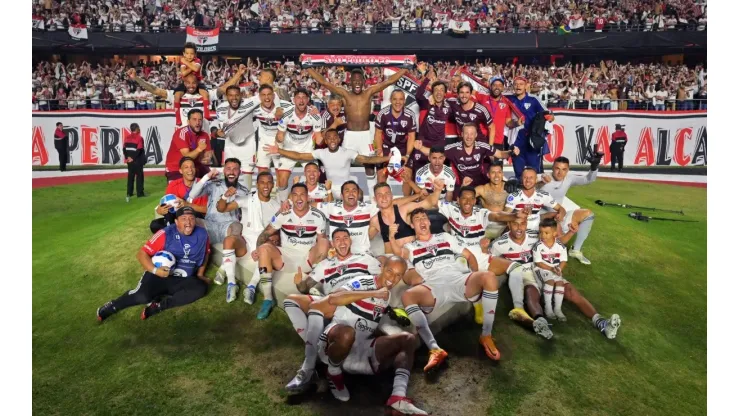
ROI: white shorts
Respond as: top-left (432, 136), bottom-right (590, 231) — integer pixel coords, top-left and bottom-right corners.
top-left (422, 273), bottom-right (473, 313)
top-left (277, 246), bottom-right (311, 270)
top-left (485, 222), bottom-right (508, 240)
top-left (532, 267), bottom-right (568, 293)
top-left (343, 130), bottom-right (375, 157)
top-left (205, 221), bottom-right (232, 243)
top-left (559, 210), bottom-right (576, 234)
top-left (224, 136), bottom-right (256, 172)
top-left (466, 245), bottom-right (491, 273)
top-left (256, 133), bottom-right (279, 169)
top-left (318, 321), bottom-right (380, 375)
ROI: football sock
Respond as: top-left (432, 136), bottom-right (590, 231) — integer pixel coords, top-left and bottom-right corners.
top-left (284, 299), bottom-right (308, 342)
top-left (572, 215), bottom-right (594, 251)
top-left (259, 268), bottom-right (273, 301)
top-left (222, 249), bottom-right (236, 285)
top-left (405, 304), bottom-right (439, 350)
top-left (391, 368), bottom-right (411, 397)
top-left (327, 360), bottom-right (343, 376)
top-left (174, 102), bottom-right (182, 125)
top-left (554, 286), bottom-right (565, 315)
top-left (241, 173), bottom-right (253, 191)
top-left (592, 313), bottom-right (608, 333)
top-left (365, 173), bottom-right (377, 197)
top-left (481, 290), bottom-right (499, 336)
top-left (248, 265), bottom-right (261, 288)
top-left (507, 265), bottom-right (525, 309)
top-left (278, 186), bottom-right (290, 202)
top-left (300, 310), bottom-right (324, 372)
top-left (543, 284), bottom-right (554, 316)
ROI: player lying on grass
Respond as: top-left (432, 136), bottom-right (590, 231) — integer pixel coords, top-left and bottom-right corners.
top-left (96, 206), bottom-right (211, 322)
top-left (285, 256), bottom-right (429, 415)
top-left (538, 156), bottom-right (599, 265)
top-left (390, 208), bottom-right (510, 370)
top-left (188, 158), bottom-right (251, 303)
top-left (215, 171), bottom-right (282, 303)
top-left (284, 228), bottom-right (383, 341)
top-left (249, 183), bottom-right (330, 320)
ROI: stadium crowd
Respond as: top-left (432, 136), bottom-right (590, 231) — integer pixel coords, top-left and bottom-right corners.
top-left (32, 0), bottom-right (707, 34)
top-left (33, 57), bottom-right (707, 111)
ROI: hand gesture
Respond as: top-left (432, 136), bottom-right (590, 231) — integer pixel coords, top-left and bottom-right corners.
top-left (156, 204), bottom-right (170, 216)
top-left (224, 186), bottom-right (237, 198)
top-left (462, 176), bottom-right (473, 187)
top-left (433, 179), bottom-right (445, 192)
top-left (515, 210), bottom-right (528, 220)
top-left (293, 267), bottom-right (304, 285)
top-left (275, 107), bottom-right (285, 119)
top-left (127, 68), bottom-right (137, 79)
top-left (479, 237), bottom-right (491, 252)
top-left (217, 129), bottom-right (226, 138)
top-left (174, 197), bottom-right (186, 209)
top-left (555, 210), bottom-right (566, 222)
top-left (292, 176), bottom-right (300, 185)
top-left (541, 174), bottom-right (552, 183)
top-left (263, 143), bottom-right (279, 155)
top-left (207, 168), bottom-right (220, 180)
top-left (400, 167), bottom-right (412, 182)
top-left (553, 266), bottom-right (562, 277)
top-left (567, 222), bottom-right (579, 234)
top-left (238, 64), bottom-right (248, 74)
top-left (308, 106), bottom-right (320, 116)
top-left (388, 223), bottom-right (399, 238)
top-left (196, 140), bottom-right (208, 152)
top-left (414, 140), bottom-right (423, 151)
top-left (417, 62), bottom-right (428, 74)
top-left (251, 250), bottom-right (259, 261)
top-left (325, 180), bottom-right (332, 190)
top-left (375, 287), bottom-right (390, 301)
top-left (511, 146), bottom-right (520, 156)
top-left (154, 266), bottom-right (171, 278)
top-left (280, 200), bottom-right (292, 214)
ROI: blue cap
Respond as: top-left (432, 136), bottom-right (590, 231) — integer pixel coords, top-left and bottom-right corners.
top-left (489, 75), bottom-right (506, 85)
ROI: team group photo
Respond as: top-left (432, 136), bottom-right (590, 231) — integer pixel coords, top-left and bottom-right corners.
top-left (27, 1), bottom-right (712, 415)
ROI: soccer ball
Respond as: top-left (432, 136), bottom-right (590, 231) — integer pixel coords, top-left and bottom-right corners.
top-left (152, 251), bottom-right (176, 272)
top-left (160, 194), bottom-right (179, 214)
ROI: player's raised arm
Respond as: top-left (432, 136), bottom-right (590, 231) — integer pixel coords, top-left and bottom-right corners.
top-left (387, 224), bottom-right (407, 257)
top-left (127, 68), bottom-right (167, 99)
top-left (188, 168), bottom-right (218, 199)
top-left (263, 143), bottom-right (316, 162)
top-left (488, 209), bottom-right (526, 223)
top-left (367, 68), bottom-right (409, 96)
top-left (217, 64), bottom-right (248, 96)
top-left (354, 153), bottom-right (390, 165)
top-left (306, 68), bottom-right (348, 98)
top-left (328, 288), bottom-right (389, 306)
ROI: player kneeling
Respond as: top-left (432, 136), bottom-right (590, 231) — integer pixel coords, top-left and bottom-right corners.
top-left (390, 208), bottom-right (503, 371)
top-left (285, 257), bottom-right (429, 415)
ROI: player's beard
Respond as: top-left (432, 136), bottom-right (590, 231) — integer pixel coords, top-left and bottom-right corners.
top-left (224, 177), bottom-right (239, 188)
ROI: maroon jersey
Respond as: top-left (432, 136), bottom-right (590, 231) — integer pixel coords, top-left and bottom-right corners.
top-left (444, 141), bottom-right (495, 187)
top-left (416, 78), bottom-right (452, 148)
top-left (375, 107), bottom-right (417, 156)
top-left (447, 99), bottom-right (493, 143)
top-left (320, 110), bottom-right (347, 140)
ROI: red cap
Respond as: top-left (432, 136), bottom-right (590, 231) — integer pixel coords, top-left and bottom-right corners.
top-left (513, 76), bottom-right (528, 83)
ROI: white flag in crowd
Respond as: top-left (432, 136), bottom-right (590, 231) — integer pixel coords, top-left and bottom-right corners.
top-left (185, 27), bottom-right (219, 53)
top-left (68, 24), bottom-right (88, 40)
top-left (32, 15), bottom-right (45, 30)
top-left (447, 19), bottom-right (471, 34)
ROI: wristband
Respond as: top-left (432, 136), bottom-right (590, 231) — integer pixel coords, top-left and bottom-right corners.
top-left (151, 267), bottom-right (158, 275)
top-left (221, 194), bottom-right (228, 201)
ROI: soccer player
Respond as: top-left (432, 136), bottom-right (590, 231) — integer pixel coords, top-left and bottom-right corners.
top-left (390, 208), bottom-right (505, 370)
top-left (188, 159), bottom-right (251, 303)
top-left (532, 219), bottom-right (569, 321)
top-left (306, 67), bottom-right (409, 195)
top-left (448, 82), bottom-right (495, 145)
top-left (410, 67), bottom-right (452, 176)
top-left (96, 207), bottom-right (210, 322)
top-left (476, 161), bottom-right (511, 239)
top-left (151, 157), bottom-right (208, 234)
top-left (284, 228), bottom-right (382, 340)
top-left (505, 167), bottom-right (565, 231)
top-left (254, 84), bottom-right (293, 175)
top-left (215, 171), bottom-right (281, 302)
top-left (172, 42), bottom-right (212, 123)
top-left (507, 76), bottom-right (548, 178)
top-left (408, 146), bottom-right (456, 202)
top-left (251, 183), bottom-right (330, 319)
top-left (538, 156), bottom-right (599, 264)
top-left (274, 88), bottom-right (324, 201)
top-left (374, 90), bottom-right (418, 195)
top-left (164, 109), bottom-right (212, 181)
top-left (285, 257), bottom-right (429, 415)
top-left (265, 129), bottom-right (390, 200)
top-left (321, 95), bottom-right (347, 141)
top-left (292, 162), bottom-right (332, 204)
top-left (490, 216), bottom-right (554, 339)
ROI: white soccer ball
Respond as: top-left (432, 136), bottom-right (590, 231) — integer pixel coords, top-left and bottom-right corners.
top-left (152, 251), bottom-right (176, 272)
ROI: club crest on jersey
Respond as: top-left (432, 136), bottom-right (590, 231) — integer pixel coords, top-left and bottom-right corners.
top-left (461, 226), bottom-right (471, 236)
top-left (499, 103), bottom-right (506, 109)
top-left (373, 304), bottom-right (384, 320)
top-left (469, 114), bottom-right (477, 121)
top-left (343, 215), bottom-right (354, 226)
top-left (336, 264), bottom-right (347, 275)
top-left (426, 245), bottom-right (438, 256)
top-left (401, 120), bottom-right (408, 128)
top-left (295, 226), bottom-right (306, 237)
top-left (473, 154), bottom-right (481, 162)
top-left (524, 103), bottom-right (531, 110)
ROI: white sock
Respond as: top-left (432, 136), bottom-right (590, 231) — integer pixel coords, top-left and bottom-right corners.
top-left (405, 304), bottom-right (439, 350)
top-left (554, 286), bottom-right (565, 315)
top-left (365, 173), bottom-right (377, 195)
top-left (507, 265), bottom-right (525, 309)
top-left (301, 310), bottom-right (325, 372)
top-left (222, 249), bottom-right (236, 285)
top-left (543, 284), bottom-right (554, 315)
top-left (391, 368), bottom-right (410, 397)
top-left (327, 361), bottom-right (343, 376)
top-left (248, 265), bottom-right (260, 289)
top-left (241, 173), bottom-right (253, 191)
top-left (572, 215), bottom-right (594, 251)
top-left (259, 269), bottom-right (273, 301)
top-left (481, 290), bottom-right (499, 336)
top-left (284, 299), bottom-right (308, 341)
top-left (278, 186), bottom-right (290, 202)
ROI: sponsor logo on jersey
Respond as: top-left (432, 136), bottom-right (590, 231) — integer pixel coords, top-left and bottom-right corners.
top-left (183, 244), bottom-right (191, 259)
top-left (355, 318), bottom-right (372, 332)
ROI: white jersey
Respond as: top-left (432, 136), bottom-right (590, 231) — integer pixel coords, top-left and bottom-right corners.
top-left (270, 207), bottom-right (326, 252)
top-left (254, 101), bottom-right (294, 143)
top-left (539, 170), bottom-right (597, 207)
top-left (215, 96), bottom-right (260, 143)
top-left (190, 179), bottom-right (250, 224)
top-left (306, 182), bottom-right (330, 203)
top-left (308, 253), bottom-right (382, 295)
top-left (235, 191), bottom-right (281, 250)
top-left (437, 200), bottom-right (491, 248)
top-left (312, 147), bottom-right (358, 189)
top-left (505, 189), bottom-right (558, 231)
top-left (403, 233), bottom-right (470, 282)
top-left (532, 240), bottom-right (568, 268)
top-left (167, 89), bottom-right (219, 127)
top-left (332, 275), bottom-right (389, 338)
top-left (490, 231), bottom-right (540, 271)
top-left (415, 164), bottom-right (457, 200)
top-left (317, 201), bottom-right (379, 254)
top-left (277, 108), bottom-right (323, 153)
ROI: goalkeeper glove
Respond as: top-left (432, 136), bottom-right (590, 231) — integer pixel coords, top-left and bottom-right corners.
top-left (504, 178), bottom-right (520, 194)
top-left (386, 307), bottom-right (411, 327)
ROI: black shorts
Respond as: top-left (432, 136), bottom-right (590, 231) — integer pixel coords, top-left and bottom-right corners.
top-left (174, 82), bottom-right (207, 93)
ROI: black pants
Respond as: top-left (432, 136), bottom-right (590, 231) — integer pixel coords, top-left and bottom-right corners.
top-left (54, 140), bottom-right (68, 172)
top-left (127, 162), bottom-right (145, 196)
top-left (110, 272), bottom-right (208, 313)
top-left (212, 139), bottom-right (225, 167)
top-left (610, 145), bottom-right (624, 171)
